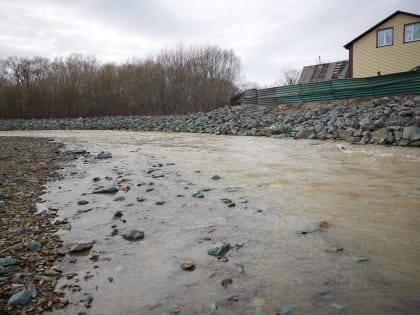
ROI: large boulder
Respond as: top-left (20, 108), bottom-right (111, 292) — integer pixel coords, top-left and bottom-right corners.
top-left (403, 127), bottom-right (420, 141)
top-left (371, 128), bottom-right (394, 144)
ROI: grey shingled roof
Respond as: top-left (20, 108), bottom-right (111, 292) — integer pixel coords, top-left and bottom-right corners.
top-left (298, 60), bottom-right (349, 84)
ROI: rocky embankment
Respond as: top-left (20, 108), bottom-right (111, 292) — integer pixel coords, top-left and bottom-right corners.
top-left (1, 94), bottom-right (419, 146)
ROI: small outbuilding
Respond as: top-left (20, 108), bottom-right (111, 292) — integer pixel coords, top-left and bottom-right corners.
top-left (298, 60), bottom-right (349, 84)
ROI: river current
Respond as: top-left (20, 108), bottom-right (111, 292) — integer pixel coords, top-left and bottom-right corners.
top-left (2, 130), bottom-right (419, 314)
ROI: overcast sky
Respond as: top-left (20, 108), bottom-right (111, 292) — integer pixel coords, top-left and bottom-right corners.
top-left (0, 0), bottom-right (419, 86)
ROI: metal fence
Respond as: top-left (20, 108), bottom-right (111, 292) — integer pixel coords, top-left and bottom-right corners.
top-left (231, 70), bottom-right (420, 105)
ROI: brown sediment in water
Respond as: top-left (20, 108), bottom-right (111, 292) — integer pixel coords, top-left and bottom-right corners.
top-left (1, 131), bottom-right (419, 315)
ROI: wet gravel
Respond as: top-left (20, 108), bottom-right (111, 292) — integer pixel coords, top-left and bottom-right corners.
top-left (0, 137), bottom-right (75, 314)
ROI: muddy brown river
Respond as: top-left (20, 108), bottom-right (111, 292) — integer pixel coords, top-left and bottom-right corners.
top-left (2, 130), bottom-right (420, 314)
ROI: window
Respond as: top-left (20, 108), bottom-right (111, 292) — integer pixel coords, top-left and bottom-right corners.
top-left (377, 28), bottom-right (393, 47)
top-left (404, 22), bottom-right (420, 42)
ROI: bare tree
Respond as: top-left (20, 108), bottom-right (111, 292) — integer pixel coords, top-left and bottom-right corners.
top-left (282, 68), bottom-right (301, 86)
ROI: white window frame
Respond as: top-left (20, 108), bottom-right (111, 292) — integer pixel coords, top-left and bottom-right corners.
top-left (377, 27), bottom-right (393, 47)
top-left (404, 22), bottom-right (420, 43)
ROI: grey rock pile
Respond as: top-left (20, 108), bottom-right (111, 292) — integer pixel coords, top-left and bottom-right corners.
top-left (1, 94), bottom-right (419, 146)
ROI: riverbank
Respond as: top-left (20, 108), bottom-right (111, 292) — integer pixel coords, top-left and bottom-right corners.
top-left (1, 95), bottom-right (419, 147)
top-left (0, 137), bottom-right (81, 314)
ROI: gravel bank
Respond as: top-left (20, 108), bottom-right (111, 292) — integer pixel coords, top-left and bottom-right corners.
top-left (0, 137), bottom-right (80, 314)
top-left (1, 95), bottom-right (420, 146)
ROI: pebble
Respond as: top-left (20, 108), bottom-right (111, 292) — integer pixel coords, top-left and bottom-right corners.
top-left (0, 258), bottom-right (19, 267)
top-left (7, 288), bottom-right (33, 305)
top-left (113, 211), bottom-right (123, 219)
top-left (77, 200), bottom-right (89, 205)
top-left (280, 304), bottom-right (297, 315)
top-left (26, 242), bottom-right (41, 251)
top-left (83, 295), bottom-right (94, 308)
top-left (212, 175), bottom-right (221, 180)
top-left (355, 257), bottom-right (370, 263)
top-left (208, 242), bottom-right (230, 257)
top-left (122, 229), bottom-right (145, 241)
top-left (221, 278), bottom-right (233, 288)
top-left (137, 197), bottom-right (146, 202)
top-left (314, 291), bottom-right (335, 301)
top-left (180, 261), bottom-right (196, 271)
top-left (193, 191), bottom-right (205, 198)
top-left (96, 151), bottom-right (112, 159)
top-left (68, 241), bottom-right (95, 253)
top-left (93, 186), bottom-right (118, 194)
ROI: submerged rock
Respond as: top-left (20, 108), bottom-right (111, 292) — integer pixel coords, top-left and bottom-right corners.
top-left (280, 304), bottom-right (298, 315)
top-left (208, 242), bottom-right (230, 257)
top-left (113, 210), bottom-right (123, 219)
top-left (192, 191), bottom-right (205, 198)
top-left (122, 229), bottom-right (144, 241)
top-left (180, 261), bottom-right (196, 271)
top-left (314, 291), bottom-right (334, 301)
top-left (68, 241), bottom-right (95, 253)
top-left (96, 151), bottom-right (112, 159)
top-left (93, 186), bottom-right (118, 194)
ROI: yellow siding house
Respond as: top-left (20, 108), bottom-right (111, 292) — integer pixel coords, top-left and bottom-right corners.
top-left (344, 10), bottom-right (420, 78)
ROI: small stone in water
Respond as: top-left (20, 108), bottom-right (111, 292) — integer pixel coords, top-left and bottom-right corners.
top-left (280, 304), bottom-right (297, 315)
top-left (208, 242), bottom-right (230, 257)
top-left (122, 229), bottom-right (144, 241)
top-left (83, 295), bottom-right (94, 308)
top-left (221, 278), bottom-right (233, 288)
top-left (314, 291), bottom-right (334, 301)
top-left (155, 201), bottom-right (165, 205)
top-left (212, 175), bottom-right (221, 180)
top-left (180, 261), bottom-right (195, 271)
top-left (68, 242), bottom-right (95, 253)
top-left (93, 186), bottom-right (118, 194)
top-left (96, 151), bottom-right (112, 159)
top-left (78, 200), bottom-right (89, 205)
top-left (113, 211), bottom-right (123, 219)
top-left (137, 197), bottom-right (146, 202)
top-left (193, 191), bottom-right (205, 198)
top-left (319, 220), bottom-right (329, 228)
top-left (355, 257), bottom-right (370, 263)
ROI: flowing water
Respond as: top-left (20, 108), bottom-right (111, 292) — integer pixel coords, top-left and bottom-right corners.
top-left (2, 130), bottom-right (420, 314)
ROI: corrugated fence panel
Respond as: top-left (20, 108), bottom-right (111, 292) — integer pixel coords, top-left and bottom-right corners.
top-left (232, 70), bottom-right (420, 105)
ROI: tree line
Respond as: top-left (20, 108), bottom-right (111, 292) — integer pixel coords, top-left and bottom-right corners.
top-left (0, 46), bottom-right (240, 118)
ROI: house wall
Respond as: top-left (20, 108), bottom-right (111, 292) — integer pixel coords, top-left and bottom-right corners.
top-left (352, 14), bottom-right (420, 78)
